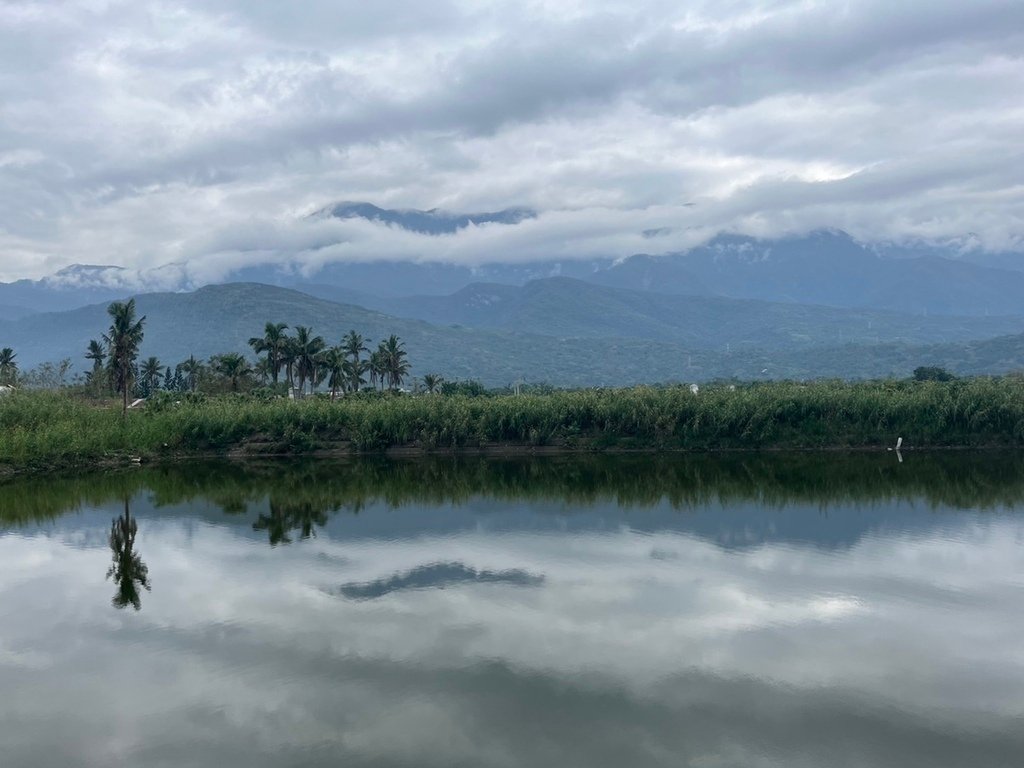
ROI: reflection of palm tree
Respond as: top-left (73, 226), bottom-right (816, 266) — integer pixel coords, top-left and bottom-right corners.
top-left (253, 499), bottom-right (330, 545)
top-left (107, 498), bottom-right (150, 610)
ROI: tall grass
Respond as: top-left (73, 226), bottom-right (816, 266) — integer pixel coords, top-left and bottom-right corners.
top-left (3, 379), bottom-right (1024, 470)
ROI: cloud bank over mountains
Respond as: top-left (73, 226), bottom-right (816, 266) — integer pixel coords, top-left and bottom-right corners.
top-left (1, 0), bottom-right (1022, 284)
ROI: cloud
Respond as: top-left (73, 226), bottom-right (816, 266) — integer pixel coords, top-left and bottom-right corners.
top-left (0, 0), bottom-right (1022, 282)
top-left (2, 495), bottom-right (1024, 765)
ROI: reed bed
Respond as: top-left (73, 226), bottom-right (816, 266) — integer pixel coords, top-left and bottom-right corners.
top-left (2, 379), bottom-right (1024, 470)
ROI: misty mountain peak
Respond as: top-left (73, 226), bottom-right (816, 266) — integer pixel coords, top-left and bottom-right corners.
top-left (44, 264), bottom-right (128, 288)
top-left (323, 202), bottom-right (538, 235)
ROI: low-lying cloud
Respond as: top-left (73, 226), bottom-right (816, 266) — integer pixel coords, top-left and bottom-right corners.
top-left (1, 0), bottom-right (1022, 283)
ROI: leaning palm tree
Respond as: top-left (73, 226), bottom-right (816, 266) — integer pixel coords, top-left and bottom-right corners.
top-left (140, 356), bottom-right (162, 394)
top-left (0, 347), bottom-right (17, 386)
top-left (248, 322), bottom-right (289, 384)
top-left (292, 326), bottom-right (325, 397)
top-left (103, 300), bottom-right (146, 415)
top-left (422, 373), bottom-right (443, 394)
top-left (214, 353), bottom-right (252, 392)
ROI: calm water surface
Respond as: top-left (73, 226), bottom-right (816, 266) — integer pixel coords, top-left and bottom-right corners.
top-left (1, 454), bottom-right (1023, 767)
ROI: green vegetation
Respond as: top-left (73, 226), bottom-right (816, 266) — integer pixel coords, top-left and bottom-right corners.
top-left (0, 347), bottom-right (16, 385)
top-left (4, 378), bottom-right (1024, 471)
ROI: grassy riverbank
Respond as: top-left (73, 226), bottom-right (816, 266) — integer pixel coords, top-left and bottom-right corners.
top-left (3, 379), bottom-right (1024, 471)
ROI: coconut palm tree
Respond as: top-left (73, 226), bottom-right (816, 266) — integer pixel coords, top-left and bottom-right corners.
top-left (342, 357), bottom-right (368, 394)
top-left (140, 356), bottom-right (162, 394)
top-left (248, 322), bottom-right (289, 384)
top-left (292, 326), bottom-right (325, 397)
top-left (342, 330), bottom-right (369, 393)
top-left (368, 349), bottom-right (384, 391)
top-left (214, 353), bottom-right (252, 392)
top-left (103, 300), bottom-right (146, 415)
top-left (423, 373), bottom-right (443, 394)
top-left (178, 355), bottom-right (201, 393)
top-left (380, 335), bottom-right (410, 390)
top-left (0, 347), bottom-right (17, 386)
top-left (253, 356), bottom-right (273, 386)
top-left (320, 347), bottom-right (347, 401)
top-left (85, 339), bottom-right (106, 388)
top-left (281, 336), bottom-right (299, 393)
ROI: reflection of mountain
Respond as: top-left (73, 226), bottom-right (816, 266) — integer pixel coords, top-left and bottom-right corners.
top-left (336, 562), bottom-right (544, 600)
top-left (107, 499), bottom-right (150, 611)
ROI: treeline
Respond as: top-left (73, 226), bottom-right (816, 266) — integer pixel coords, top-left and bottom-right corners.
top-left (66, 299), bottom-right (441, 406)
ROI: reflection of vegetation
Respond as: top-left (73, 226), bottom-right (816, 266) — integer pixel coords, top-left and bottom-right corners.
top-left (253, 499), bottom-right (330, 545)
top-left (107, 498), bottom-right (150, 611)
top-left (3, 453), bottom-right (1024, 535)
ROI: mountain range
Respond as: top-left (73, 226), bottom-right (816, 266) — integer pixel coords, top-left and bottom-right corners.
top-left (1, 204), bottom-right (1022, 385)
top-left (2, 281), bottom-right (1023, 386)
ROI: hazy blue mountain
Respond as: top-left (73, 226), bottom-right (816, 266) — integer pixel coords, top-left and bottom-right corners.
top-left (0, 264), bottom-right (139, 314)
top-left (297, 276), bottom-right (1024, 351)
top-left (613, 231), bottom-right (1024, 316)
top-left (2, 283), bottom-right (1023, 386)
top-left (3, 218), bottom-right (1022, 316)
top-left (0, 283), bottom-right (716, 386)
top-left (323, 201), bottom-right (537, 234)
top-left (0, 304), bottom-right (36, 321)
top-left (292, 259), bottom-right (607, 298)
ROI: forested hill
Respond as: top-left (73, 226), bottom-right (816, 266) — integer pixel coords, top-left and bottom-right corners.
top-left (300, 276), bottom-right (1024, 349)
top-left (2, 282), bottom-right (1024, 385)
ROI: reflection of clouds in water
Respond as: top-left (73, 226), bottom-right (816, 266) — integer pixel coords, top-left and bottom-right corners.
top-left (1, 512), bottom-right (1024, 766)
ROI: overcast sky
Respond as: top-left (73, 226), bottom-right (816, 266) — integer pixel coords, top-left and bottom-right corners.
top-left (1, 0), bottom-right (1022, 284)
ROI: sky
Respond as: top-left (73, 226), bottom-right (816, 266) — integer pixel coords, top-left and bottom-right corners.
top-left (1, 0), bottom-right (1022, 284)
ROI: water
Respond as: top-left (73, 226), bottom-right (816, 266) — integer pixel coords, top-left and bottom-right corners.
top-left (2, 454), bottom-right (1023, 767)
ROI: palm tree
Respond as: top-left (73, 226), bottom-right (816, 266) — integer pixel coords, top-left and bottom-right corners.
top-left (342, 330), bottom-right (369, 393)
top-left (85, 339), bottom-right (106, 387)
top-left (320, 347), bottom-right (347, 401)
top-left (423, 373), bottom-right (443, 394)
top-left (342, 357), bottom-right (368, 394)
top-left (103, 300), bottom-right (146, 415)
top-left (253, 356), bottom-right (273, 386)
top-left (292, 326), bottom-right (325, 397)
top-left (368, 349), bottom-right (385, 392)
top-left (140, 356), bottom-right (162, 394)
top-left (280, 336), bottom-right (298, 394)
top-left (248, 322), bottom-right (289, 384)
top-left (0, 347), bottom-right (17, 386)
top-left (214, 353), bottom-right (252, 392)
top-left (380, 335), bottom-right (410, 390)
top-left (178, 355), bottom-right (201, 393)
